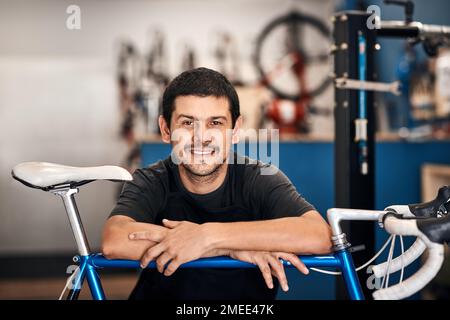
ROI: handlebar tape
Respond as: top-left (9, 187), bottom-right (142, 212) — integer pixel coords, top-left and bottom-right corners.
top-left (372, 216), bottom-right (444, 300)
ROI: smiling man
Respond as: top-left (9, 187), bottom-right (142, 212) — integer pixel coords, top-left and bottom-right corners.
top-left (101, 67), bottom-right (332, 300)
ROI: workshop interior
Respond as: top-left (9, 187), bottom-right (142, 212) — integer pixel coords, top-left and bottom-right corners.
top-left (1, 0), bottom-right (450, 300)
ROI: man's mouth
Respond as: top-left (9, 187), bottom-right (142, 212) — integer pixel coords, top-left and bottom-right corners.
top-left (191, 148), bottom-right (215, 156)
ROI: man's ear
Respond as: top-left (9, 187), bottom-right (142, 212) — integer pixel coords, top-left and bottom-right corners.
top-left (159, 115), bottom-right (171, 144)
top-left (231, 116), bottom-right (243, 144)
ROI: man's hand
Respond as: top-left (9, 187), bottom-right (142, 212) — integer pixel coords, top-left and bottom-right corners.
top-left (102, 216), bottom-right (170, 261)
top-left (129, 219), bottom-right (310, 289)
top-left (229, 250), bottom-right (309, 292)
top-left (129, 219), bottom-right (211, 275)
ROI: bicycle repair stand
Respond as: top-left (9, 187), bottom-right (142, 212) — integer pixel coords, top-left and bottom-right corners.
top-left (333, 10), bottom-right (376, 300)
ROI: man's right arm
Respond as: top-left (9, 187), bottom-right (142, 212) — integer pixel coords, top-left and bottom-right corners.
top-left (101, 215), bottom-right (231, 261)
top-left (101, 215), bottom-right (164, 261)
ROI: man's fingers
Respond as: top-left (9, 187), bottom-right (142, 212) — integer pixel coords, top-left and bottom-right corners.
top-left (162, 219), bottom-right (181, 229)
top-left (255, 257), bottom-right (274, 290)
top-left (129, 230), bottom-right (165, 242)
top-left (128, 231), bottom-right (149, 240)
top-left (267, 255), bottom-right (289, 292)
top-left (164, 259), bottom-right (181, 276)
top-left (140, 243), bottom-right (166, 268)
top-left (156, 252), bottom-right (173, 273)
top-left (276, 253), bottom-right (309, 275)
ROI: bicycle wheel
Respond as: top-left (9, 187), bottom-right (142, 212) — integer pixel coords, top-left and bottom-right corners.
top-left (254, 11), bottom-right (332, 101)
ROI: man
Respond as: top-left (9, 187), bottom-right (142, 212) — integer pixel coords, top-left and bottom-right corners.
top-left (102, 67), bottom-right (332, 300)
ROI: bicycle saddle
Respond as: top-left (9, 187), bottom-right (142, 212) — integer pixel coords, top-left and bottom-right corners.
top-left (11, 162), bottom-right (132, 190)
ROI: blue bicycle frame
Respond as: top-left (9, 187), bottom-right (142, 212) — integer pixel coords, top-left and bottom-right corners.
top-left (67, 250), bottom-right (364, 300)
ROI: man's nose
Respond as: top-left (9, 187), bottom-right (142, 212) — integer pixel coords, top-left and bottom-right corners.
top-left (193, 121), bottom-right (212, 145)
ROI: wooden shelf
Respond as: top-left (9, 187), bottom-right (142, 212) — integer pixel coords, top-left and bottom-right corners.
top-left (422, 164), bottom-right (450, 201)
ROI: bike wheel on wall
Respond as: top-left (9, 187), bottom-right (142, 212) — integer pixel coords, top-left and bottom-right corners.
top-left (254, 11), bottom-right (333, 101)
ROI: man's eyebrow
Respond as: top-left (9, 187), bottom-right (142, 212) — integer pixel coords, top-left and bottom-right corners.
top-left (177, 114), bottom-right (195, 120)
top-left (210, 116), bottom-right (228, 121)
top-left (176, 115), bottom-right (228, 121)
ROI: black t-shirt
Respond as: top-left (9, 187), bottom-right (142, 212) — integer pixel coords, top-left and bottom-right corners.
top-left (109, 153), bottom-right (315, 300)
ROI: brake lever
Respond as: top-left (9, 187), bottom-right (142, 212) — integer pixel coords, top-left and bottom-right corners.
top-left (442, 201), bottom-right (450, 216)
top-left (408, 186), bottom-right (450, 218)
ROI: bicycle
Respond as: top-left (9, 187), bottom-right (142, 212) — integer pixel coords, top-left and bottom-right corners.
top-left (11, 162), bottom-right (450, 300)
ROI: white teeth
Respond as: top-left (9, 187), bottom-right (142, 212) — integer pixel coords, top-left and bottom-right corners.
top-left (192, 149), bottom-right (214, 155)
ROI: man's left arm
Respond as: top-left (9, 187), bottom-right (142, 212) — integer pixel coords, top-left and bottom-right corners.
top-left (203, 210), bottom-right (332, 255)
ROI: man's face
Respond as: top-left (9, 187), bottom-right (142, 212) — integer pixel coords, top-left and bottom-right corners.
top-left (161, 95), bottom-right (239, 177)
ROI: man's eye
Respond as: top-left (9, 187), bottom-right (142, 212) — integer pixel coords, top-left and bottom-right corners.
top-left (182, 120), bottom-right (193, 126)
top-left (211, 121), bottom-right (222, 126)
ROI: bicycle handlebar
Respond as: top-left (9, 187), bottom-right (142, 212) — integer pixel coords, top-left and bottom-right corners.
top-left (372, 238), bottom-right (426, 278)
top-left (372, 187), bottom-right (449, 277)
top-left (372, 205), bottom-right (423, 278)
top-left (373, 216), bottom-right (445, 300)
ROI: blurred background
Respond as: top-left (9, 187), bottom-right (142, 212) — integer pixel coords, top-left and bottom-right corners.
top-left (0, 0), bottom-right (449, 300)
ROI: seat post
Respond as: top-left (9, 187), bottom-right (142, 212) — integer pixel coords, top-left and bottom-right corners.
top-left (50, 185), bottom-right (91, 256)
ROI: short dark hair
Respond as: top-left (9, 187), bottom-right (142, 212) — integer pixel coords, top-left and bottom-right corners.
top-left (161, 67), bottom-right (240, 127)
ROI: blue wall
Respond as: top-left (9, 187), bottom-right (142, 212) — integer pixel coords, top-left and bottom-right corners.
top-left (141, 140), bottom-right (450, 299)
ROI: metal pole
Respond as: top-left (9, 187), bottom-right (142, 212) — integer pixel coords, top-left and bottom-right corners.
top-left (51, 187), bottom-right (91, 257)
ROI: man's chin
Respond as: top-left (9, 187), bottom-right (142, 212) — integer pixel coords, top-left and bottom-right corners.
top-left (182, 163), bottom-right (223, 177)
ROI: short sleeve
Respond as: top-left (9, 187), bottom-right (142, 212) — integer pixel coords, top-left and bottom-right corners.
top-left (109, 168), bottom-right (165, 224)
top-left (246, 164), bottom-right (316, 220)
